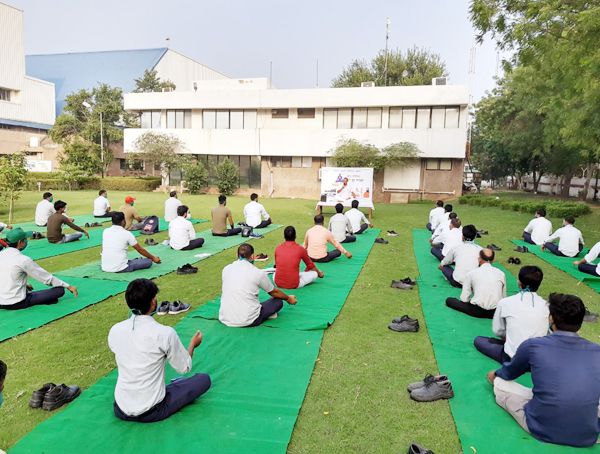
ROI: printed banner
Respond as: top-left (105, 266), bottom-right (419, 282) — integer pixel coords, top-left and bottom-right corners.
top-left (319, 167), bottom-right (374, 208)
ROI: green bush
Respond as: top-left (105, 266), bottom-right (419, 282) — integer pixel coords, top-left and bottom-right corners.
top-left (99, 177), bottom-right (161, 191)
top-left (25, 175), bottom-right (161, 192)
top-left (216, 158), bottom-right (239, 196)
top-left (183, 162), bottom-right (209, 194)
top-left (458, 195), bottom-right (591, 218)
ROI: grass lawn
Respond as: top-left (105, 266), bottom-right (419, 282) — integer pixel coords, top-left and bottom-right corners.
top-left (1, 191), bottom-right (600, 453)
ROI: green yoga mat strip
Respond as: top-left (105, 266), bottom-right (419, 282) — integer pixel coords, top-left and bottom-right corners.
top-left (194, 229), bottom-right (380, 331)
top-left (413, 229), bottom-right (597, 453)
top-left (13, 215), bottom-right (111, 233)
top-left (0, 276), bottom-right (128, 342)
top-left (60, 224), bottom-right (282, 281)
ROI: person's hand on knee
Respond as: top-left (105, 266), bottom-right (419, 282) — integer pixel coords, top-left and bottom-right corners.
top-left (487, 370), bottom-right (496, 385)
top-left (67, 286), bottom-right (78, 297)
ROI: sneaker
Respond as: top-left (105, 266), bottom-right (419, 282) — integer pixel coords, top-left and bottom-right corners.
top-left (255, 253), bottom-right (269, 261)
top-left (391, 280), bottom-right (413, 290)
top-left (584, 309), bottom-right (598, 323)
top-left (387, 230), bottom-right (399, 237)
top-left (31, 231), bottom-right (44, 240)
top-left (29, 383), bottom-right (56, 408)
top-left (477, 230), bottom-right (489, 236)
top-left (487, 244), bottom-right (502, 251)
top-left (249, 232), bottom-right (264, 239)
top-left (157, 301), bottom-right (170, 316)
top-left (410, 379), bottom-right (454, 402)
top-left (84, 223), bottom-right (90, 228)
top-left (391, 315), bottom-right (418, 324)
top-left (42, 384), bottom-right (81, 411)
top-left (169, 301), bottom-right (191, 315)
top-left (406, 374), bottom-right (449, 392)
top-left (144, 238), bottom-right (158, 246)
top-left (514, 246), bottom-right (529, 253)
top-left (407, 442), bottom-right (435, 454)
top-left (375, 238), bottom-right (389, 244)
top-left (400, 277), bottom-right (417, 286)
top-left (176, 264), bottom-right (198, 275)
top-left (388, 318), bottom-right (419, 332)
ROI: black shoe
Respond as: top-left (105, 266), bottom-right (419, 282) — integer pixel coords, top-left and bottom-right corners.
top-left (42, 384), bottom-right (81, 411)
top-left (31, 231), bottom-right (44, 240)
top-left (389, 316), bottom-right (419, 332)
top-left (514, 257), bottom-right (521, 265)
top-left (375, 238), bottom-right (389, 244)
top-left (487, 244), bottom-right (502, 251)
top-left (400, 277), bottom-right (417, 286)
top-left (144, 238), bottom-right (158, 246)
top-left (84, 223), bottom-right (90, 228)
top-left (408, 442), bottom-right (435, 454)
top-left (391, 280), bottom-right (413, 290)
top-left (29, 383), bottom-right (56, 408)
top-left (508, 257), bottom-right (515, 264)
top-left (514, 246), bottom-right (529, 253)
top-left (387, 230), bottom-right (399, 237)
top-left (477, 230), bottom-right (488, 235)
top-left (176, 264), bottom-right (198, 275)
top-left (254, 253), bottom-right (269, 261)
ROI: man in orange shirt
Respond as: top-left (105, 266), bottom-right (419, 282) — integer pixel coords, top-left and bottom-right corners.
top-left (275, 226), bottom-right (324, 289)
top-left (303, 215), bottom-right (352, 263)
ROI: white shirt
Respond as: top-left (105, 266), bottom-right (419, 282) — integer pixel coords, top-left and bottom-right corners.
top-left (523, 216), bottom-right (552, 245)
top-left (0, 247), bottom-right (68, 306)
top-left (328, 213), bottom-right (352, 242)
top-left (431, 211), bottom-right (449, 232)
top-left (101, 225), bottom-right (138, 272)
top-left (441, 227), bottom-right (463, 256)
top-left (243, 201), bottom-right (270, 228)
top-left (460, 263), bottom-right (507, 310)
top-left (219, 259), bottom-right (275, 327)
top-left (429, 206), bottom-right (445, 224)
top-left (164, 197), bottom-right (182, 223)
top-left (583, 241), bottom-right (600, 275)
top-left (545, 224), bottom-right (584, 257)
top-left (35, 199), bottom-right (55, 226)
top-left (345, 208), bottom-right (369, 233)
top-left (93, 196), bottom-right (110, 216)
top-left (441, 241), bottom-right (482, 284)
top-left (108, 315), bottom-right (192, 416)
top-left (492, 291), bottom-right (549, 357)
top-left (335, 185), bottom-right (353, 201)
top-left (431, 218), bottom-right (451, 243)
top-left (168, 216), bottom-right (196, 250)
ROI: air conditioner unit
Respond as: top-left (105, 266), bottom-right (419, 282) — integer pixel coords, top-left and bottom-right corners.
top-left (360, 81), bottom-right (376, 88)
top-left (432, 77), bottom-right (448, 86)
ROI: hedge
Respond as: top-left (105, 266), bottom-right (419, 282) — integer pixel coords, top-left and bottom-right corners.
top-left (25, 175), bottom-right (161, 192)
top-left (458, 195), bottom-right (591, 218)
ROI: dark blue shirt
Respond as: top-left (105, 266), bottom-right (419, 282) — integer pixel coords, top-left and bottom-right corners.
top-left (496, 331), bottom-right (600, 447)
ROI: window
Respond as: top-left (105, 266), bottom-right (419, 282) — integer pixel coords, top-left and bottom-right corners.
top-left (230, 110), bottom-right (244, 129)
top-left (216, 110), bottom-right (230, 129)
top-left (367, 108), bottom-right (382, 128)
top-left (417, 108), bottom-right (431, 129)
top-left (431, 108), bottom-right (445, 129)
top-left (388, 107), bottom-right (402, 128)
top-left (402, 108), bottom-right (416, 129)
top-left (445, 107), bottom-right (460, 128)
top-left (243, 110), bottom-right (257, 129)
top-left (272, 109), bottom-right (289, 119)
top-left (297, 108), bottom-right (315, 119)
top-left (291, 156), bottom-right (313, 168)
top-left (323, 109), bottom-right (337, 129)
top-left (140, 111), bottom-right (161, 129)
top-left (0, 88), bottom-right (10, 102)
top-left (352, 108), bottom-right (367, 129)
top-left (202, 110), bottom-right (216, 129)
top-left (166, 110), bottom-right (191, 129)
top-left (426, 159), bottom-right (453, 171)
top-left (271, 156), bottom-right (292, 168)
top-left (338, 108), bottom-right (352, 128)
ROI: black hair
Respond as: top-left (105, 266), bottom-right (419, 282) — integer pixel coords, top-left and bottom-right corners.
top-left (0, 359), bottom-right (6, 385)
top-left (177, 205), bottom-right (189, 217)
top-left (314, 214), bottom-right (324, 225)
top-left (565, 215), bottom-right (575, 225)
top-left (169, 190), bottom-right (177, 197)
top-left (351, 200), bottom-right (359, 209)
top-left (111, 211), bottom-right (125, 225)
top-left (250, 193), bottom-right (258, 201)
top-left (536, 208), bottom-right (546, 217)
top-left (284, 225), bottom-right (296, 241)
top-left (480, 249), bottom-right (495, 262)
top-left (462, 224), bottom-right (477, 241)
top-left (218, 195), bottom-right (227, 204)
top-left (43, 192), bottom-right (52, 199)
top-left (548, 293), bottom-right (585, 332)
top-left (238, 242), bottom-right (254, 259)
top-left (448, 212), bottom-right (458, 219)
top-left (54, 200), bottom-right (67, 211)
top-left (99, 189), bottom-right (106, 196)
top-left (518, 265), bottom-right (543, 292)
top-left (444, 204), bottom-right (453, 212)
top-left (436, 200), bottom-right (444, 207)
top-left (335, 203), bottom-right (344, 213)
top-left (125, 279), bottom-right (159, 315)
top-left (451, 218), bottom-right (462, 228)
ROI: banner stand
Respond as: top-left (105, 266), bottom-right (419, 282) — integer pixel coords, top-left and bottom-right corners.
top-left (315, 167), bottom-right (374, 220)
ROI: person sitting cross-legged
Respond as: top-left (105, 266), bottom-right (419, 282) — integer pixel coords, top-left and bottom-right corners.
top-left (93, 189), bottom-right (113, 218)
top-left (541, 216), bottom-right (584, 257)
top-left (345, 200), bottom-right (372, 235)
top-left (35, 192), bottom-right (56, 227)
top-left (431, 203), bottom-right (453, 234)
top-left (120, 196), bottom-right (146, 231)
top-left (328, 203), bottom-right (356, 244)
top-left (211, 195), bottom-right (242, 237)
top-left (243, 193), bottom-right (272, 229)
top-left (0, 228), bottom-right (78, 310)
top-left (47, 201), bottom-right (89, 244)
top-left (109, 278), bottom-right (211, 423)
top-left (430, 212), bottom-right (458, 249)
top-left (474, 266), bottom-right (547, 364)
top-left (164, 190), bottom-right (183, 223)
top-left (304, 214), bottom-right (352, 263)
top-left (522, 208), bottom-right (552, 245)
top-left (431, 217), bottom-right (462, 262)
top-left (101, 212), bottom-right (161, 273)
top-left (169, 205), bottom-right (204, 251)
top-left (219, 243), bottom-right (298, 327)
top-left (445, 248), bottom-right (506, 319)
top-left (486, 293), bottom-right (600, 447)
top-left (573, 240), bottom-right (600, 278)
top-left (427, 200), bottom-right (445, 232)
top-left (438, 224), bottom-right (481, 288)
top-left (275, 226), bottom-right (324, 289)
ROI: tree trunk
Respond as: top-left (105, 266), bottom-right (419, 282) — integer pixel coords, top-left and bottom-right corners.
top-left (532, 170), bottom-right (543, 194)
top-left (581, 162), bottom-right (594, 200)
top-left (8, 192), bottom-right (14, 224)
top-left (560, 171), bottom-right (574, 198)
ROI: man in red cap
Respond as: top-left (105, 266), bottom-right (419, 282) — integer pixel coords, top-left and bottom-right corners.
top-left (119, 196), bottom-right (145, 231)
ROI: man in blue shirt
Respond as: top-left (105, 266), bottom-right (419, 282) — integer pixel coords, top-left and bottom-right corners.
top-left (487, 293), bottom-right (600, 447)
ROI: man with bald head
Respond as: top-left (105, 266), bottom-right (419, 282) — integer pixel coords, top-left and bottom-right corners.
top-left (445, 248), bottom-right (506, 319)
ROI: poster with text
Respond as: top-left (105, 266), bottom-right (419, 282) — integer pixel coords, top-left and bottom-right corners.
top-left (319, 167), bottom-right (374, 208)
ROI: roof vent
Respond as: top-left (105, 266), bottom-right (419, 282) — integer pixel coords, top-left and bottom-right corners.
top-left (432, 77), bottom-right (448, 86)
top-left (360, 81), bottom-right (376, 88)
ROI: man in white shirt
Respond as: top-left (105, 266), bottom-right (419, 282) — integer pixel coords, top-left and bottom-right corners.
top-left (169, 205), bottom-right (204, 251)
top-left (474, 265), bottom-right (548, 363)
top-left (522, 208), bottom-right (552, 245)
top-left (574, 241), bottom-right (600, 277)
top-left (335, 177), bottom-right (355, 202)
top-left (431, 212), bottom-right (458, 246)
top-left (164, 191), bottom-right (183, 223)
top-left (431, 217), bottom-right (462, 261)
top-left (542, 216), bottom-right (584, 257)
top-left (0, 228), bottom-right (78, 310)
top-left (34, 192), bottom-right (56, 227)
top-left (445, 248), bottom-right (506, 319)
top-left (431, 203), bottom-right (453, 233)
top-left (101, 212), bottom-right (161, 273)
top-left (345, 200), bottom-right (372, 234)
top-left (109, 279), bottom-right (210, 422)
top-left (219, 243), bottom-right (297, 327)
top-left (439, 225), bottom-right (482, 288)
top-left (93, 189), bottom-right (112, 218)
top-left (427, 200), bottom-right (445, 231)
top-left (243, 193), bottom-right (272, 229)
top-left (328, 203), bottom-right (355, 243)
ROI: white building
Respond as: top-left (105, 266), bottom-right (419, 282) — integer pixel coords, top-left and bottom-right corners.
top-left (0, 1), bottom-right (56, 170)
top-left (124, 78), bottom-right (469, 201)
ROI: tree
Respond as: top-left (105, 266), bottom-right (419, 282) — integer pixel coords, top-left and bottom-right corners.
top-left (331, 139), bottom-right (419, 170)
top-left (216, 158), bottom-right (239, 196)
top-left (59, 139), bottom-right (102, 176)
top-left (132, 131), bottom-right (186, 184)
top-left (332, 47), bottom-right (447, 87)
top-left (133, 69), bottom-right (176, 93)
top-left (58, 163), bottom-right (90, 191)
top-left (184, 160), bottom-right (209, 194)
top-left (0, 153), bottom-right (29, 223)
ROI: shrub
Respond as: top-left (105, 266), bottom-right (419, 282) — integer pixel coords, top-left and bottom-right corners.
top-left (100, 177), bottom-right (161, 191)
top-left (25, 175), bottom-right (160, 192)
top-left (184, 161), bottom-right (209, 194)
top-left (216, 158), bottom-right (239, 196)
top-left (458, 195), bottom-right (591, 218)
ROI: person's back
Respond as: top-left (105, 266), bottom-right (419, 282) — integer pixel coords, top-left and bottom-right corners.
top-left (467, 264), bottom-right (506, 309)
top-left (449, 242), bottom-right (481, 282)
top-left (345, 207), bottom-right (367, 233)
top-left (305, 224), bottom-right (329, 259)
top-left (211, 205), bottom-right (230, 234)
top-left (275, 241), bottom-right (311, 289)
top-left (35, 199), bottom-right (55, 226)
top-left (101, 225), bottom-right (136, 272)
top-left (329, 213), bottom-right (351, 243)
top-left (120, 204), bottom-right (138, 230)
top-left (525, 216), bottom-right (552, 245)
top-left (168, 216), bottom-right (194, 250)
top-left (93, 196), bottom-right (109, 216)
top-left (164, 196), bottom-right (181, 222)
top-left (441, 227), bottom-right (463, 256)
top-left (46, 212), bottom-right (66, 243)
top-left (0, 247), bottom-right (28, 305)
top-left (429, 206), bottom-right (445, 224)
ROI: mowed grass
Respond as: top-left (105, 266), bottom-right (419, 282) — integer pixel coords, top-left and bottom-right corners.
top-left (1, 191), bottom-right (599, 453)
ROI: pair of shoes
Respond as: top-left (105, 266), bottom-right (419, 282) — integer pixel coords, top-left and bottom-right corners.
top-left (254, 253), bottom-right (269, 261)
top-left (144, 238), bottom-right (158, 246)
top-left (29, 383), bottom-right (81, 411)
top-left (477, 229), bottom-right (489, 235)
top-left (508, 257), bottom-right (521, 265)
top-left (157, 300), bottom-right (191, 315)
top-left (388, 315), bottom-right (419, 332)
top-left (249, 232), bottom-right (264, 239)
top-left (407, 443), bottom-right (435, 454)
top-left (31, 231), bottom-right (44, 240)
top-left (387, 230), bottom-right (399, 237)
top-left (391, 280), bottom-right (414, 290)
top-left (584, 309), bottom-right (599, 323)
top-left (375, 238), bottom-right (389, 244)
top-left (514, 246), bottom-right (529, 253)
top-left (407, 373), bottom-right (454, 402)
top-left (487, 243), bottom-right (502, 251)
top-left (176, 264), bottom-right (198, 275)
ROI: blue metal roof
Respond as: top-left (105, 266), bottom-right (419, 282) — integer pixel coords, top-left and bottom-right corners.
top-left (26, 48), bottom-right (168, 115)
top-left (0, 118), bottom-right (53, 130)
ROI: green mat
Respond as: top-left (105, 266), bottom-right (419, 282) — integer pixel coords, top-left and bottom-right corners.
top-left (193, 229), bottom-right (380, 331)
top-left (512, 239), bottom-right (600, 292)
top-left (13, 215), bottom-right (111, 233)
top-left (60, 225), bottom-right (282, 281)
top-left (414, 229), bottom-right (599, 453)
top-left (0, 276), bottom-right (128, 342)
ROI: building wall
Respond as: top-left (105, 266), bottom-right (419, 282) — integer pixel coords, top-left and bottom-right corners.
top-left (154, 50), bottom-right (229, 92)
top-left (0, 2), bottom-right (25, 91)
top-left (0, 127), bottom-right (60, 163)
top-left (420, 158), bottom-right (464, 199)
top-left (260, 158), bottom-right (322, 200)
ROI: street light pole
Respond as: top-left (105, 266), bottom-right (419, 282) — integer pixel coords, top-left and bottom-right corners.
top-left (384, 17), bottom-right (391, 86)
top-left (99, 111), bottom-right (104, 177)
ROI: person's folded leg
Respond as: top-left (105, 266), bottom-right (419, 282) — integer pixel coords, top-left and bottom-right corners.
top-left (355, 223), bottom-right (368, 234)
top-left (441, 266), bottom-right (461, 288)
top-left (311, 249), bottom-right (342, 263)
top-left (522, 232), bottom-right (535, 245)
top-left (445, 297), bottom-right (495, 319)
top-left (255, 219), bottom-right (272, 229)
top-left (118, 258), bottom-right (153, 273)
top-left (543, 242), bottom-right (564, 256)
top-left (130, 223), bottom-right (145, 231)
top-left (248, 298), bottom-right (284, 327)
top-left (0, 287), bottom-right (66, 310)
top-left (61, 233), bottom-right (83, 243)
top-left (493, 377), bottom-right (532, 433)
top-left (181, 238), bottom-right (205, 251)
top-left (426, 223), bottom-right (433, 232)
top-left (578, 263), bottom-right (600, 277)
top-left (473, 336), bottom-right (509, 363)
top-left (341, 235), bottom-right (356, 243)
top-left (430, 247), bottom-right (444, 261)
top-left (298, 270), bottom-right (318, 288)
top-left (227, 227), bottom-right (242, 236)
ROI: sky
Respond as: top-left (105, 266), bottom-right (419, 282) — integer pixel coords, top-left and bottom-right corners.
top-left (8, 0), bottom-right (500, 101)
